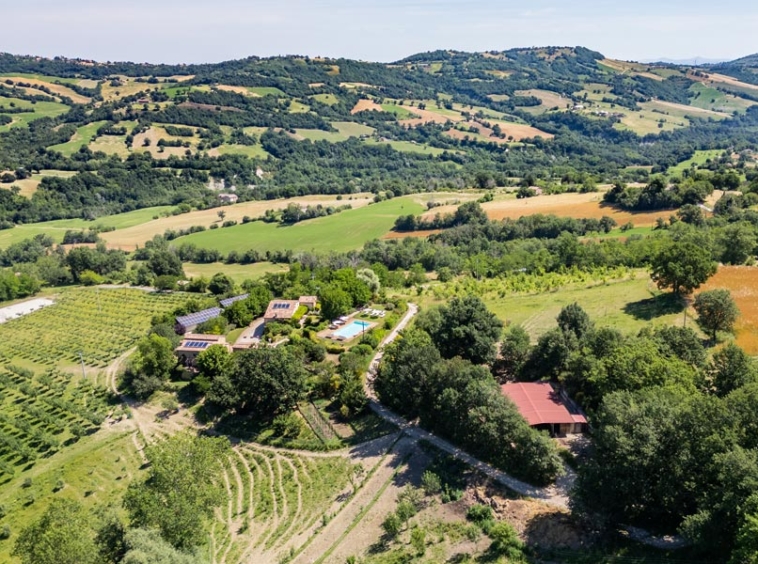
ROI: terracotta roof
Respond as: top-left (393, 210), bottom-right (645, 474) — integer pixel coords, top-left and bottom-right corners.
top-left (501, 382), bottom-right (587, 426)
top-left (264, 300), bottom-right (299, 320)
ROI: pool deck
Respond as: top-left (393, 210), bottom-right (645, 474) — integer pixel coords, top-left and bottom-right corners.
top-left (316, 310), bottom-right (380, 343)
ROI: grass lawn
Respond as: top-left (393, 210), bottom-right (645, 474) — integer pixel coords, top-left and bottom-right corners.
top-left (0, 206), bottom-right (174, 249)
top-left (363, 138), bottom-right (449, 156)
top-left (667, 149), bottom-right (724, 176)
top-left (297, 129), bottom-right (349, 142)
top-left (483, 275), bottom-right (688, 340)
top-left (212, 143), bottom-right (271, 158)
top-left (0, 96), bottom-right (70, 131)
top-left (614, 107), bottom-right (688, 136)
top-left (0, 72), bottom-right (78, 85)
top-left (333, 121), bottom-right (374, 136)
top-left (48, 121), bottom-right (108, 156)
top-left (311, 93), bottom-right (339, 105)
top-left (289, 100), bottom-right (310, 113)
top-left (176, 197), bottom-right (424, 254)
top-left (182, 261), bottom-right (288, 282)
top-left (297, 121), bottom-right (374, 143)
top-left (248, 86), bottom-right (285, 97)
top-left (379, 104), bottom-right (419, 119)
top-left (689, 83), bottom-right (755, 114)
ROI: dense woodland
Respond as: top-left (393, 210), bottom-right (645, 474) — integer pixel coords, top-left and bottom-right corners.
top-left (1, 48), bottom-right (758, 224)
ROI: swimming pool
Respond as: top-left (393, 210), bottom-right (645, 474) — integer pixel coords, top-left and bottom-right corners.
top-left (333, 320), bottom-right (372, 340)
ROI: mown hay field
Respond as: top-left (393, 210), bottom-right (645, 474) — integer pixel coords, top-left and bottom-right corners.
top-left (101, 194), bottom-right (374, 250)
top-left (0, 205), bottom-right (174, 249)
top-left (175, 197), bottom-right (425, 255)
top-left (422, 192), bottom-right (677, 227)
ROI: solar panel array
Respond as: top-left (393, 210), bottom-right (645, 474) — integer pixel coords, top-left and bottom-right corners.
top-left (183, 341), bottom-right (211, 349)
top-left (175, 307), bottom-right (223, 329)
top-left (219, 294), bottom-right (249, 308)
top-left (273, 302), bottom-right (291, 310)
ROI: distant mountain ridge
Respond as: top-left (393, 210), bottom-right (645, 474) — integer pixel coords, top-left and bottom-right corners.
top-left (720, 53), bottom-right (758, 68)
top-left (641, 57), bottom-right (729, 66)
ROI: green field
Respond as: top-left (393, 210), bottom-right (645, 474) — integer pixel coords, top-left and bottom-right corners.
top-left (289, 100), bottom-right (310, 113)
top-left (183, 261), bottom-right (288, 282)
top-left (48, 120), bottom-right (108, 156)
top-left (667, 149), bottom-right (724, 175)
top-left (248, 86), bottom-right (285, 97)
top-left (177, 197), bottom-right (424, 254)
top-left (0, 96), bottom-right (70, 131)
top-left (689, 83), bottom-right (756, 114)
top-left (485, 275), bottom-right (687, 339)
top-left (311, 93), bottom-right (339, 105)
top-left (297, 121), bottom-right (375, 142)
top-left (213, 143), bottom-right (271, 158)
top-left (379, 103), bottom-right (419, 119)
top-left (333, 121), bottom-right (374, 136)
top-left (89, 119), bottom-right (138, 157)
top-left (363, 138), bottom-right (449, 155)
top-left (0, 73), bottom-right (79, 85)
top-left (419, 271), bottom-right (688, 342)
top-left (0, 206), bottom-right (174, 249)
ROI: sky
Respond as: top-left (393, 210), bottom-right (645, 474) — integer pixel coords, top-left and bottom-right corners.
top-left (3, 0), bottom-right (757, 64)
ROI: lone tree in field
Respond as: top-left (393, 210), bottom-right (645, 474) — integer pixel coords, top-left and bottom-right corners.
top-left (650, 241), bottom-right (717, 296)
top-left (694, 289), bottom-right (739, 341)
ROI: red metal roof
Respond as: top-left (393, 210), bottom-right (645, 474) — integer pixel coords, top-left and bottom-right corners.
top-left (501, 382), bottom-right (587, 426)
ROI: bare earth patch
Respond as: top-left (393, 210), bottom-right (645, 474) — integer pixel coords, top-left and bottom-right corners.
top-left (351, 99), bottom-right (384, 114)
top-left (399, 107), bottom-right (463, 127)
top-left (516, 89), bottom-right (566, 110)
top-left (217, 85), bottom-right (261, 97)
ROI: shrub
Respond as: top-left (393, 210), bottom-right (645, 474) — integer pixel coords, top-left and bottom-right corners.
top-left (79, 270), bottom-right (104, 286)
top-left (0, 525), bottom-right (9, 540)
top-left (382, 513), bottom-right (402, 539)
top-left (467, 504), bottom-right (493, 525)
top-left (421, 471), bottom-right (442, 495)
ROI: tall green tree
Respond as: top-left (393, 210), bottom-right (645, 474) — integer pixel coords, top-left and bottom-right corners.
top-left (319, 284), bottom-right (352, 321)
top-left (650, 241), bottom-right (717, 295)
top-left (121, 528), bottom-right (207, 564)
top-left (124, 433), bottom-right (229, 549)
top-left (694, 289), bottom-right (739, 340)
top-left (711, 344), bottom-right (758, 397)
top-left (13, 499), bottom-right (100, 564)
top-left (127, 334), bottom-right (177, 398)
top-left (208, 345), bottom-right (306, 415)
top-left (195, 344), bottom-right (232, 381)
top-left (417, 296), bottom-right (503, 365)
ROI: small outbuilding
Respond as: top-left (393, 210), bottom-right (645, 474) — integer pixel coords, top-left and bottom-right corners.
top-left (219, 294), bottom-right (249, 308)
top-left (298, 295), bottom-right (318, 309)
top-left (175, 307), bottom-right (223, 334)
top-left (501, 382), bottom-right (587, 437)
top-left (175, 334), bottom-right (230, 367)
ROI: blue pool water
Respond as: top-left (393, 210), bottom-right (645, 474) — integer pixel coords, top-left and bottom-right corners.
top-left (333, 320), bottom-right (371, 339)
